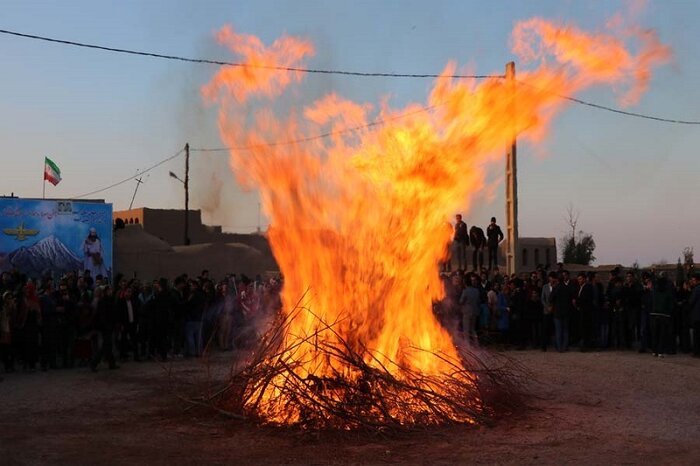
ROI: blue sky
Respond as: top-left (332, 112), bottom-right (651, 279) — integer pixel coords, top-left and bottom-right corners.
top-left (1, 0), bottom-right (698, 266)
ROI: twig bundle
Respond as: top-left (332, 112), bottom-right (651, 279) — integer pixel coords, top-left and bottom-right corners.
top-left (202, 301), bottom-right (527, 432)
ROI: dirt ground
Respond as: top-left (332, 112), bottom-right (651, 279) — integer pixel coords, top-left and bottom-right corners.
top-left (1, 350), bottom-right (699, 466)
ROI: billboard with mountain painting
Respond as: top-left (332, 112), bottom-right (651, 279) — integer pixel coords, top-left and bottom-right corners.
top-left (0, 198), bottom-right (112, 280)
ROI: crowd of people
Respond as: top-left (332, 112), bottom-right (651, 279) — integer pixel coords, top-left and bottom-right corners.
top-left (435, 264), bottom-right (700, 358)
top-left (0, 269), bottom-right (281, 374)
top-left (1, 240), bottom-right (699, 379)
top-left (434, 214), bottom-right (700, 357)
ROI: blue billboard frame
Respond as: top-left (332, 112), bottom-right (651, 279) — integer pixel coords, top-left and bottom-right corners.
top-left (0, 198), bottom-right (113, 281)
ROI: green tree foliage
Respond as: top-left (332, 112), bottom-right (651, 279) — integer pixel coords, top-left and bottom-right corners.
top-left (561, 232), bottom-right (596, 265)
top-left (683, 246), bottom-right (694, 266)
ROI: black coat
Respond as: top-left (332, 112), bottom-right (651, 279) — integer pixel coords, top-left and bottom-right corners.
top-left (486, 224), bottom-right (504, 247)
top-left (687, 285), bottom-right (700, 323)
top-left (469, 226), bottom-right (486, 249)
top-left (576, 282), bottom-right (595, 314)
top-left (95, 297), bottom-right (117, 332)
top-left (454, 221), bottom-right (469, 245)
top-left (116, 297), bottom-right (141, 326)
top-left (550, 282), bottom-right (575, 319)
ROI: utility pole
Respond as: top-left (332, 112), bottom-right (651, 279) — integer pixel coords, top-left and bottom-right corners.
top-left (184, 143), bottom-right (190, 246)
top-left (505, 61), bottom-right (519, 276)
top-left (129, 176), bottom-right (143, 210)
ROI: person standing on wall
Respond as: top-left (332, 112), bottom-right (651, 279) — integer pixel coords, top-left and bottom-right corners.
top-left (453, 214), bottom-right (469, 272)
top-left (486, 217), bottom-right (504, 271)
top-left (469, 224), bottom-right (486, 272)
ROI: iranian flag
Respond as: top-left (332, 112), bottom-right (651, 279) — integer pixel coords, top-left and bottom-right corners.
top-left (44, 157), bottom-right (62, 186)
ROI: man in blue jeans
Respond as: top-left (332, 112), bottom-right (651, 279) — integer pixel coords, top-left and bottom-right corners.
top-left (185, 280), bottom-right (205, 357)
top-left (550, 271), bottom-right (575, 352)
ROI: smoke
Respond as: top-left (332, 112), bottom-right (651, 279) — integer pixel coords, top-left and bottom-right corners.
top-left (170, 26), bottom-right (343, 233)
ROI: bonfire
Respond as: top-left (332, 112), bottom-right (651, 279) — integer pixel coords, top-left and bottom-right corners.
top-left (199, 13), bottom-right (669, 430)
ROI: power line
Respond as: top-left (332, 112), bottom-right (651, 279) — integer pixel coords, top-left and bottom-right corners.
top-left (517, 80), bottom-right (700, 125)
top-left (192, 102), bottom-right (443, 153)
top-left (558, 94), bottom-right (700, 125)
top-left (73, 148), bottom-right (184, 199)
top-left (0, 28), bottom-right (503, 80)
top-left (3, 28), bottom-right (698, 124)
top-left (72, 102), bottom-right (443, 198)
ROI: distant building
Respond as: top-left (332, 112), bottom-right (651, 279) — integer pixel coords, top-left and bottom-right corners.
top-left (113, 207), bottom-right (558, 277)
top-left (114, 208), bottom-right (222, 247)
top-left (517, 237), bottom-right (557, 273)
top-left (113, 207), bottom-right (278, 277)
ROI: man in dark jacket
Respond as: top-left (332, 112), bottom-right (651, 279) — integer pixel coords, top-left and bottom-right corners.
top-left (550, 272), bottom-right (575, 352)
top-left (639, 272), bottom-right (654, 353)
top-left (185, 280), bottom-right (205, 357)
top-left (117, 285), bottom-right (141, 361)
top-left (687, 273), bottom-right (700, 357)
top-left (39, 282), bottom-right (59, 371)
top-left (151, 279), bottom-right (172, 361)
top-left (453, 214), bottom-right (469, 271)
top-left (486, 217), bottom-right (504, 271)
top-left (469, 225), bottom-right (486, 272)
top-left (540, 271), bottom-right (557, 351)
top-left (650, 274), bottom-right (674, 357)
top-left (622, 271), bottom-right (642, 349)
top-left (90, 286), bottom-right (118, 371)
top-left (55, 282), bottom-right (77, 368)
top-left (575, 272), bottom-right (596, 352)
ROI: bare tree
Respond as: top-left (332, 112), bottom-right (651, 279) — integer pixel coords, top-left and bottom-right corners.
top-left (565, 202), bottom-right (580, 240)
top-left (560, 203), bottom-right (595, 265)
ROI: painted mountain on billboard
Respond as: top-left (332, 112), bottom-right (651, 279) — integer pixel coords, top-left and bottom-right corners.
top-left (8, 235), bottom-right (82, 277)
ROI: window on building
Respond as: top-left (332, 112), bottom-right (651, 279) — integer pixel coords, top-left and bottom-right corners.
top-left (534, 248), bottom-right (540, 267)
top-left (546, 248), bottom-right (551, 265)
top-left (522, 248), bottom-right (528, 267)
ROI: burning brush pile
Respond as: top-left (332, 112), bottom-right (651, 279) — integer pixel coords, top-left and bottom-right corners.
top-left (200, 13), bottom-right (669, 430)
top-left (218, 298), bottom-right (527, 430)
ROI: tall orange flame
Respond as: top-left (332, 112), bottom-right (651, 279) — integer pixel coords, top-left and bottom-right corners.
top-left (203, 16), bottom-right (669, 424)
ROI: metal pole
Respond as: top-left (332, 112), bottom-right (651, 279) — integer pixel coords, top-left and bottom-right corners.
top-left (185, 143), bottom-right (190, 245)
top-left (505, 61), bottom-right (519, 276)
top-left (129, 176), bottom-right (143, 210)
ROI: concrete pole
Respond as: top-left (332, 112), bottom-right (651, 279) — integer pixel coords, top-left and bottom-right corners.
top-left (505, 62), bottom-right (519, 276)
top-left (184, 143), bottom-right (190, 246)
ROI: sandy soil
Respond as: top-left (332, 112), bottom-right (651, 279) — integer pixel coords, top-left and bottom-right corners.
top-left (1, 350), bottom-right (699, 465)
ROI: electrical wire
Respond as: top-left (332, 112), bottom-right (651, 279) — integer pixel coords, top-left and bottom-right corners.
top-left (558, 94), bottom-right (700, 125)
top-left (3, 28), bottom-right (698, 124)
top-left (517, 80), bottom-right (700, 125)
top-left (0, 28), bottom-right (503, 80)
top-left (71, 103), bottom-right (444, 197)
top-left (73, 148), bottom-right (185, 199)
top-left (192, 102), bottom-right (443, 153)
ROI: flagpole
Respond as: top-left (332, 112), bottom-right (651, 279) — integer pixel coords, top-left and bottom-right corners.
top-left (42, 158), bottom-right (46, 199)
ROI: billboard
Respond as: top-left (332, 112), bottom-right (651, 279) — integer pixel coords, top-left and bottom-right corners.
top-left (0, 198), bottom-right (113, 281)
